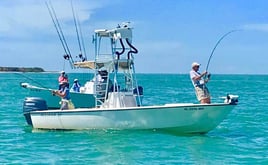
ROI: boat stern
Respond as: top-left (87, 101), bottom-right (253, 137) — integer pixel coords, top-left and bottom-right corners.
top-left (23, 97), bottom-right (48, 125)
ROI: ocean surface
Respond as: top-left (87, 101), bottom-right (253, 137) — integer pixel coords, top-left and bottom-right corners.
top-left (0, 73), bottom-right (267, 164)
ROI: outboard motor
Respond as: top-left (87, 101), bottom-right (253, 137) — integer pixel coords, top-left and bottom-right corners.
top-left (224, 94), bottom-right (239, 105)
top-left (133, 86), bottom-right (143, 96)
top-left (133, 86), bottom-right (143, 106)
top-left (23, 97), bottom-right (48, 125)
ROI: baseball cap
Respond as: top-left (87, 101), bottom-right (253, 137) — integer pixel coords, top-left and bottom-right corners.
top-left (191, 62), bottom-right (200, 68)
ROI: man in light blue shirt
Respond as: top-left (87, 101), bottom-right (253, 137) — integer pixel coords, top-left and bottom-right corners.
top-left (189, 62), bottom-right (211, 104)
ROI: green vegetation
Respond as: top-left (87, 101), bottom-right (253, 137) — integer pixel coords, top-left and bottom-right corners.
top-left (0, 67), bottom-right (45, 72)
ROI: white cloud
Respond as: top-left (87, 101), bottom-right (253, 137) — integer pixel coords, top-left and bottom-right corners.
top-left (0, 0), bottom-right (111, 37)
top-left (242, 23), bottom-right (268, 32)
top-left (0, 0), bottom-right (120, 71)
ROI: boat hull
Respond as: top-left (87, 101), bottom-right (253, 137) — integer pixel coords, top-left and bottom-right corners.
top-left (29, 103), bottom-right (236, 134)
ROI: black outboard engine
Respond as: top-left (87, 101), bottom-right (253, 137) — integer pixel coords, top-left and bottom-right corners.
top-left (224, 94), bottom-right (239, 105)
top-left (133, 86), bottom-right (143, 106)
top-left (23, 97), bottom-right (48, 125)
top-left (133, 86), bottom-right (143, 96)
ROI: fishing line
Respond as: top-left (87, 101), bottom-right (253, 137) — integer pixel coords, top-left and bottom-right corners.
top-left (15, 72), bottom-right (48, 89)
top-left (205, 29), bottom-right (241, 73)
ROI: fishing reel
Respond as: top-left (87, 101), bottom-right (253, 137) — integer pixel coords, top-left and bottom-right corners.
top-left (207, 73), bottom-right (211, 79)
top-left (63, 54), bottom-right (70, 60)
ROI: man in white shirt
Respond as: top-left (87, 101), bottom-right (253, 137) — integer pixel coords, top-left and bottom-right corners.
top-left (189, 62), bottom-right (211, 104)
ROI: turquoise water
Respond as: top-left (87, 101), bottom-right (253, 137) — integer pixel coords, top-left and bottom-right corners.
top-left (0, 73), bottom-right (267, 164)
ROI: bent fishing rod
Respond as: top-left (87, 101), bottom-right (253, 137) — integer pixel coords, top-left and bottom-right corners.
top-left (205, 29), bottom-right (241, 74)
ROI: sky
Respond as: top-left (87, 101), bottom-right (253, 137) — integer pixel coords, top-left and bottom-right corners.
top-left (1, 0), bottom-right (268, 74)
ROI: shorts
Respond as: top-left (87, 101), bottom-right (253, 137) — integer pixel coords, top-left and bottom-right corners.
top-left (60, 99), bottom-right (75, 110)
top-left (195, 86), bottom-right (210, 101)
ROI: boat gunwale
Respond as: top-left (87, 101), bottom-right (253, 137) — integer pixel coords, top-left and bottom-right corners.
top-left (29, 102), bottom-right (236, 115)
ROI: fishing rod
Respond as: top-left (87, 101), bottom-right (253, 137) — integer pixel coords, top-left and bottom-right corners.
top-left (48, 0), bottom-right (74, 67)
top-left (45, 1), bottom-right (68, 61)
top-left (78, 17), bottom-right (87, 61)
top-left (46, 1), bottom-right (75, 68)
top-left (205, 29), bottom-right (241, 73)
top-left (71, 0), bottom-right (86, 62)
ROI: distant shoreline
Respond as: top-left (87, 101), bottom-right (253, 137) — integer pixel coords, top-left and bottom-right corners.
top-left (0, 67), bottom-right (45, 72)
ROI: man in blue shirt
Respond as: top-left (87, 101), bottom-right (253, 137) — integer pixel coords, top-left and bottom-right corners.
top-left (52, 81), bottom-right (74, 109)
top-left (71, 79), bottom-right (81, 92)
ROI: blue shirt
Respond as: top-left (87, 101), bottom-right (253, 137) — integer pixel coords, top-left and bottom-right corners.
top-left (60, 86), bottom-right (71, 100)
top-left (71, 82), bottom-right (81, 92)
